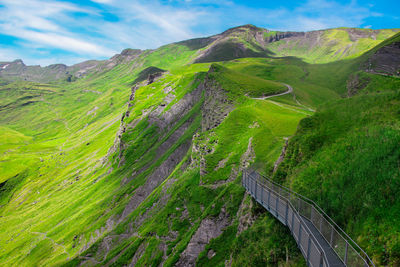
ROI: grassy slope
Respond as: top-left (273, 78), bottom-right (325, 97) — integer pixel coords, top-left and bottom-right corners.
top-left (62, 64), bottom-right (309, 267)
top-left (208, 63), bottom-right (287, 97)
top-left (0, 27), bottom-right (399, 266)
top-left (0, 57), bottom-right (361, 266)
top-left (0, 42), bottom-right (202, 265)
top-left (266, 28), bottom-right (399, 64)
top-left (273, 35), bottom-right (400, 265)
top-left (274, 89), bottom-right (400, 265)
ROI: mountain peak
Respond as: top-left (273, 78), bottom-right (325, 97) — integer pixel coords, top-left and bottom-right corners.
top-left (222, 24), bottom-right (265, 35)
top-left (13, 59), bottom-right (25, 65)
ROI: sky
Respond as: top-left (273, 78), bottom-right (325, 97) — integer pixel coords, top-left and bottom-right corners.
top-left (0, 0), bottom-right (398, 66)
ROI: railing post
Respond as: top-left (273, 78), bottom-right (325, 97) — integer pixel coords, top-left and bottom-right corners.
top-left (319, 251), bottom-right (324, 267)
top-left (291, 208), bottom-right (295, 233)
top-left (306, 234), bottom-right (311, 264)
top-left (298, 198), bottom-right (301, 213)
top-left (344, 242), bottom-right (349, 265)
top-left (255, 179), bottom-right (258, 199)
top-left (276, 192), bottom-right (279, 217)
top-left (250, 175), bottom-right (252, 193)
top-left (319, 213), bottom-right (323, 232)
top-left (298, 223), bottom-right (302, 245)
top-left (268, 189), bottom-right (271, 210)
top-left (310, 205), bottom-right (314, 223)
top-left (246, 171), bottom-right (248, 189)
top-left (261, 184), bottom-right (264, 205)
top-left (285, 200), bottom-right (289, 225)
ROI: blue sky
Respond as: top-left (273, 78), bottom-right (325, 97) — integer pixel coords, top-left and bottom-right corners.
top-left (0, 0), bottom-right (398, 66)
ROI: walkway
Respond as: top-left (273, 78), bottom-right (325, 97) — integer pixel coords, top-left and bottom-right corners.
top-left (242, 170), bottom-right (374, 267)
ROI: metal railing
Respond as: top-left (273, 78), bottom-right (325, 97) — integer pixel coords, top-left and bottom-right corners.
top-left (242, 170), bottom-right (375, 267)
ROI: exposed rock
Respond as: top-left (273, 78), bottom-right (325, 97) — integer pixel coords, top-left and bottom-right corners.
top-left (128, 241), bottom-right (148, 267)
top-left (176, 207), bottom-right (231, 266)
top-left (205, 165), bottom-right (239, 189)
top-left (163, 85), bottom-right (173, 94)
top-left (249, 121), bottom-right (260, 128)
top-left (134, 178), bottom-right (176, 227)
top-left (364, 41), bottom-right (400, 75)
top-left (82, 89), bottom-right (101, 94)
top-left (193, 25), bottom-right (306, 63)
top-left (202, 72), bottom-right (235, 131)
top-left (236, 193), bottom-right (257, 235)
top-left (273, 138), bottom-right (289, 173)
top-left (106, 49), bottom-right (143, 69)
top-left (148, 80), bottom-right (203, 131)
top-left (207, 249), bottom-right (216, 259)
top-left (86, 106), bottom-right (99, 116)
top-left (264, 31), bottom-right (305, 43)
top-left (147, 72), bottom-right (163, 85)
top-left (102, 85), bottom-right (138, 165)
top-left (0, 48), bottom-right (144, 83)
top-left (346, 73), bottom-right (370, 97)
top-left (120, 140), bottom-right (191, 220)
top-left (129, 85), bottom-right (137, 101)
top-left (132, 66), bottom-right (166, 85)
top-left (215, 157), bottom-right (229, 171)
top-left (240, 137), bottom-right (255, 170)
top-left (82, 178), bottom-right (177, 265)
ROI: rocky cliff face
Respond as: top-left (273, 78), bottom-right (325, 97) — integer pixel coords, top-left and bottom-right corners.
top-left (364, 41), bottom-right (400, 75)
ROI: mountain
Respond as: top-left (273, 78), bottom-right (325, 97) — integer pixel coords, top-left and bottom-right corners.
top-left (0, 25), bottom-right (400, 266)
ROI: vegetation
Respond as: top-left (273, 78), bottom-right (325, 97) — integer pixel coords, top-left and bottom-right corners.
top-left (266, 28), bottom-right (399, 64)
top-left (274, 87), bottom-right (400, 265)
top-left (0, 25), bottom-right (399, 266)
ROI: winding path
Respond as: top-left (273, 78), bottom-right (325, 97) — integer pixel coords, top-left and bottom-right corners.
top-left (252, 83), bottom-right (293, 100)
top-left (252, 83), bottom-right (315, 112)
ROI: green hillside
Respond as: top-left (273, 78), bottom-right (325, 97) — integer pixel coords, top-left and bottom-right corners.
top-left (266, 28), bottom-right (400, 63)
top-left (0, 25), bottom-right (400, 266)
top-left (274, 87), bottom-right (400, 265)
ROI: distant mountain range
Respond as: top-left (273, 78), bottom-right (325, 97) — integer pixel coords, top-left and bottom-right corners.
top-left (0, 25), bottom-right (400, 266)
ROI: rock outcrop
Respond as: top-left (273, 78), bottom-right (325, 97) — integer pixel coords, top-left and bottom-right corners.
top-left (364, 41), bottom-right (400, 75)
top-left (201, 67), bottom-right (235, 131)
top-left (176, 207), bottom-right (231, 266)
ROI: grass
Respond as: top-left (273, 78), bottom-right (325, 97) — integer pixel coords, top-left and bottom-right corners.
top-left (274, 88), bottom-right (400, 265)
top-left (1, 26), bottom-right (400, 267)
top-left (229, 203), bottom-right (306, 267)
top-left (266, 28), bottom-right (399, 64)
top-left (208, 63), bottom-right (287, 98)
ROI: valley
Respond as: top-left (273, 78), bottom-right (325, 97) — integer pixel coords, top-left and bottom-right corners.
top-left (0, 25), bottom-right (400, 266)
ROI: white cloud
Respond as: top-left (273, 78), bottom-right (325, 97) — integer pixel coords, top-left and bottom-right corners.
top-left (15, 30), bottom-right (115, 55)
top-left (90, 0), bottom-right (113, 4)
top-left (0, 0), bottom-right (386, 66)
top-left (0, 0), bottom-right (114, 58)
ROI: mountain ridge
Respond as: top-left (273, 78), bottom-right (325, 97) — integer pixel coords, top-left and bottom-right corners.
top-left (1, 25), bottom-right (399, 83)
top-left (0, 24), bottom-right (400, 266)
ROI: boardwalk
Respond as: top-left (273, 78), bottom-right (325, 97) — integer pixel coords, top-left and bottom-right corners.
top-left (242, 170), bottom-right (374, 267)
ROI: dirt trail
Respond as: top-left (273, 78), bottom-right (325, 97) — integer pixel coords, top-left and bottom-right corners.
top-left (252, 83), bottom-right (315, 112)
top-left (252, 83), bottom-right (293, 100)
